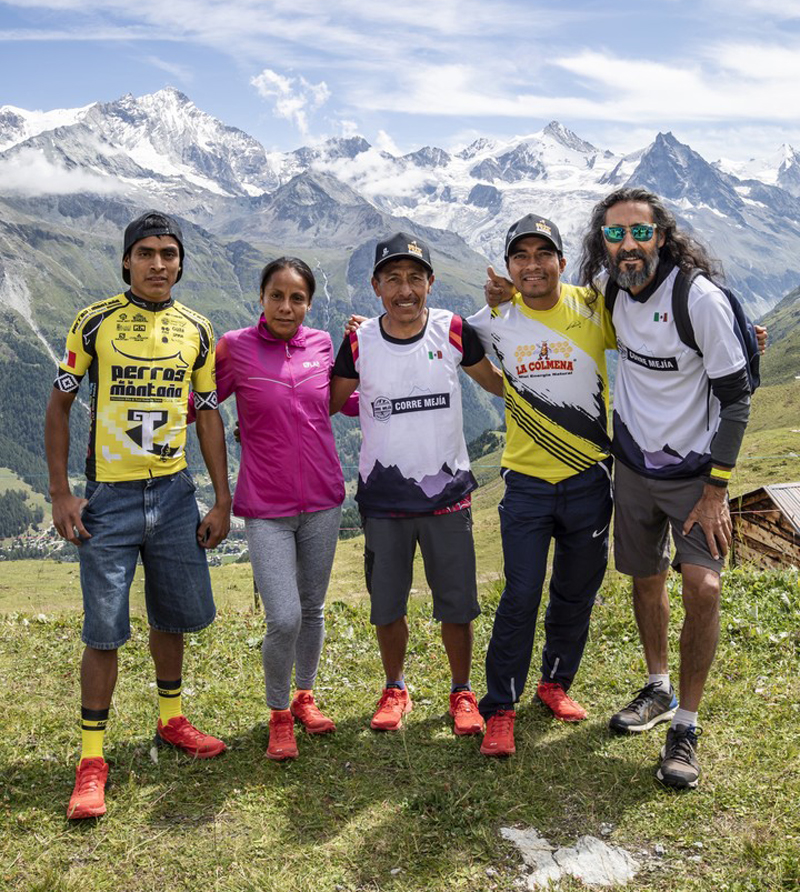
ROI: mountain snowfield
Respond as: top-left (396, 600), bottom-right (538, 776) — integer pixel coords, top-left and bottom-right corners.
top-left (0, 87), bottom-right (799, 495)
top-left (2, 87), bottom-right (800, 315)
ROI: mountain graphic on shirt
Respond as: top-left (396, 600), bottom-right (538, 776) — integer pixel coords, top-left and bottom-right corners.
top-left (356, 460), bottom-right (476, 514)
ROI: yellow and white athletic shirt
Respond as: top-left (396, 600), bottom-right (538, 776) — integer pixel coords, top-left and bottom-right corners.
top-left (54, 292), bottom-right (217, 482)
top-left (469, 284), bottom-right (616, 484)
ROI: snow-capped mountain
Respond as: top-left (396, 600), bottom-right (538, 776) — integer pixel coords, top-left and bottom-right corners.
top-left (1, 87), bottom-right (800, 493)
top-left (716, 144), bottom-right (800, 198)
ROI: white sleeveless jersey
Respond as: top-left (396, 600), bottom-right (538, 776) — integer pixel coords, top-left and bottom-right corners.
top-left (352, 309), bottom-right (476, 515)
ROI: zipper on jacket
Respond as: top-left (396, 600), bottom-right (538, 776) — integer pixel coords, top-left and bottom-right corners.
top-left (286, 340), bottom-right (307, 512)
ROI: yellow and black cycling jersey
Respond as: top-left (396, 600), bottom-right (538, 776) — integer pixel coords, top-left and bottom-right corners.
top-left (470, 284), bottom-right (616, 484)
top-left (54, 291), bottom-right (217, 482)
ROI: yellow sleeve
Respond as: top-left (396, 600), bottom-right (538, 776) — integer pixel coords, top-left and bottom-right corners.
top-left (54, 307), bottom-right (96, 390)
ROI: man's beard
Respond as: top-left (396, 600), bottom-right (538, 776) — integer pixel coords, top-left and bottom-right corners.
top-left (609, 248), bottom-right (659, 291)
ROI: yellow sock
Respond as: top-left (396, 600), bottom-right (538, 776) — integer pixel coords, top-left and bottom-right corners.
top-left (157, 678), bottom-right (183, 724)
top-left (80, 707), bottom-right (108, 762)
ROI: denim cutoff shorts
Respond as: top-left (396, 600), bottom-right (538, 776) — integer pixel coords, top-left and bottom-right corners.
top-left (78, 470), bottom-right (216, 649)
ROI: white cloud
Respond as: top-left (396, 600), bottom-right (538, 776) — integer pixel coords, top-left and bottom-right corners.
top-left (144, 56), bottom-right (193, 84)
top-left (0, 148), bottom-right (124, 196)
top-left (250, 68), bottom-right (330, 135)
top-left (338, 119), bottom-right (360, 138)
top-left (374, 130), bottom-right (401, 156)
top-left (312, 148), bottom-right (433, 201)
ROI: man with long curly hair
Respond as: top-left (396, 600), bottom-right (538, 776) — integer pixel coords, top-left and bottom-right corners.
top-left (579, 187), bottom-right (752, 789)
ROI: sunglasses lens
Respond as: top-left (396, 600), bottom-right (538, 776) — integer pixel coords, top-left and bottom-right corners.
top-left (631, 225), bottom-right (654, 242)
top-left (602, 226), bottom-right (625, 243)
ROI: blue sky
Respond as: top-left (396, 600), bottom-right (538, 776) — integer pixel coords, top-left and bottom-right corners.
top-left (1, 0), bottom-right (798, 161)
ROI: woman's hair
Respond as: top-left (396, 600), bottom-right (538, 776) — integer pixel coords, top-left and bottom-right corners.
top-left (259, 256), bottom-right (316, 300)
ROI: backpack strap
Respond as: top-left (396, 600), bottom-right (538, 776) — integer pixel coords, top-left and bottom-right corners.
top-left (604, 279), bottom-right (620, 315)
top-left (671, 268), bottom-right (704, 354)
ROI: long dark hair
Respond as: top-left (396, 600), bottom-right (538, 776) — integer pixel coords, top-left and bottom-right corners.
top-left (259, 256), bottom-right (316, 300)
top-left (578, 187), bottom-right (723, 296)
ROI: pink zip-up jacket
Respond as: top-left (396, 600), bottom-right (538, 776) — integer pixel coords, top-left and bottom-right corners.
top-left (211, 317), bottom-right (350, 519)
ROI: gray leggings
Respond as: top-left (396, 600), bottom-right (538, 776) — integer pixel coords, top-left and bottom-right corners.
top-left (245, 506), bottom-right (342, 710)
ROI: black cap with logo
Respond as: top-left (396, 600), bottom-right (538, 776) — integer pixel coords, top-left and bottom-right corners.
top-left (504, 214), bottom-right (563, 260)
top-left (122, 210), bottom-right (185, 284)
top-left (373, 231), bottom-right (433, 277)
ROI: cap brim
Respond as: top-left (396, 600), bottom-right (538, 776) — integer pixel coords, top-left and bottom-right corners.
top-left (505, 232), bottom-right (561, 258)
top-left (373, 252), bottom-right (433, 276)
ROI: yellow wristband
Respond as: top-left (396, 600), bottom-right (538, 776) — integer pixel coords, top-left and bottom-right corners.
top-left (709, 467), bottom-right (732, 480)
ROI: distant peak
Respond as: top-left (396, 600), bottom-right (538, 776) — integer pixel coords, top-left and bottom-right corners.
top-left (150, 86), bottom-right (192, 104)
top-left (542, 121), bottom-right (598, 153)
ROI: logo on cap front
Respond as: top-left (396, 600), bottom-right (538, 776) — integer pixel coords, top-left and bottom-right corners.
top-left (536, 221), bottom-right (552, 235)
top-left (407, 242), bottom-right (423, 257)
top-left (382, 247), bottom-right (389, 257)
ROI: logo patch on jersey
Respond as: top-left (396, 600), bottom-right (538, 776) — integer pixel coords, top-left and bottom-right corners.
top-left (653, 312), bottom-right (669, 322)
top-left (371, 392), bottom-right (450, 422)
top-left (428, 350), bottom-right (443, 360)
top-left (513, 340), bottom-right (574, 377)
top-left (55, 371), bottom-right (80, 392)
top-left (620, 344), bottom-right (679, 371)
top-left (303, 361), bottom-right (321, 369)
top-left (126, 409), bottom-right (178, 459)
top-left (63, 349), bottom-right (77, 369)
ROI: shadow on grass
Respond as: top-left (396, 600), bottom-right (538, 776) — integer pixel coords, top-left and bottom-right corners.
top-left (5, 705), bottom-right (673, 888)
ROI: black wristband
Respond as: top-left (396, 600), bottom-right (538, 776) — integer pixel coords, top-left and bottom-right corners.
top-left (703, 475), bottom-right (728, 489)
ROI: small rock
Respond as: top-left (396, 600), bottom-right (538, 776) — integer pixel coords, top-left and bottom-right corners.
top-left (654, 844), bottom-right (666, 856)
top-left (599, 822), bottom-right (614, 837)
top-left (149, 745), bottom-right (159, 764)
top-left (485, 867), bottom-right (498, 877)
top-left (693, 842), bottom-right (704, 849)
top-left (689, 855), bottom-right (703, 863)
top-left (390, 867), bottom-right (402, 876)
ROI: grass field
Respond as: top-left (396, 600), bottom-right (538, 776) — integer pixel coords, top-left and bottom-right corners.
top-left (1, 563), bottom-right (798, 892)
top-left (1, 393), bottom-right (799, 891)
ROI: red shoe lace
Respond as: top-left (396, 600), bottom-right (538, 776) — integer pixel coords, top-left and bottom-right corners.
top-left (270, 712), bottom-right (295, 745)
top-left (75, 759), bottom-right (105, 793)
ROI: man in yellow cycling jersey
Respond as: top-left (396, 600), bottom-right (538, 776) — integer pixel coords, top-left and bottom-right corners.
top-left (45, 211), bottom-right (231, 819)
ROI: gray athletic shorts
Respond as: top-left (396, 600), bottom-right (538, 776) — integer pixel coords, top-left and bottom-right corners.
top-left (613, 461), bottom-right (724, 577)
top-left (362, 509), bottom-right (480, 626)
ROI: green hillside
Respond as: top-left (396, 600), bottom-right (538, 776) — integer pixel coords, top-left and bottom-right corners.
top-left (758, 285), bottom-right (800, 386)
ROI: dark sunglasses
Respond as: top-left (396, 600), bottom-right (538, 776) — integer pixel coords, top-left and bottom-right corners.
top-left (602, 224), bottom-right (657, 243)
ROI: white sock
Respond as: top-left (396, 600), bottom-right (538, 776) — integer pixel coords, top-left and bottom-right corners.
top-left (648, 673), bottom-right (670, 691)
top-left (672, 707), bottom-right (698, 729)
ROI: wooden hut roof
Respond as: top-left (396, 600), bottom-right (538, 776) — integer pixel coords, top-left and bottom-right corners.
top-left (743, 482), bottom-right (800, 534)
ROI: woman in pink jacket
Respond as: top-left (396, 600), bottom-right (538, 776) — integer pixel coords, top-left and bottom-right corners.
top-left (214, 257), bottom-right (351, 760)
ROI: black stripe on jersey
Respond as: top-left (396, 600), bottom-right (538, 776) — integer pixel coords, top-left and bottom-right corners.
top-left (505, 392), bottom-right (595, 472)
top-left (81, 301), bottom-right (126, 357)
top-left (176, 304), bottom-right (213, 371)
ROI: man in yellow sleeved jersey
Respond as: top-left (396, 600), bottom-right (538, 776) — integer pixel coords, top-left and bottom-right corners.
top-left (45, 211), bottom-right (232, 819)
top-left (468, 214), bottom-right (616, 756)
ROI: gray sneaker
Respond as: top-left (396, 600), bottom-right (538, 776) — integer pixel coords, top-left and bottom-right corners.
top-left (656, 724), bottom-right (702, 789)
top-left (609, 682), bottom-right (677, 733)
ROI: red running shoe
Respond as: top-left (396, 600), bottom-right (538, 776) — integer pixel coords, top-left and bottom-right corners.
top-left (480, 709), bottom-right (516, 756)
top-left (156, 716), bottom-right (227, 758)
top-left (536, 681), bottom-right (587, 722)
top-left (266, 710), bottom-right (298, 760)
top-left (370, 687), bottom-right (413, 731)
top-left (449, 690), bottom-right (485, 736)
top-left (290, 691), bottom-right (336, 734)
top-left (67, 757), bottom-right (109, 819)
